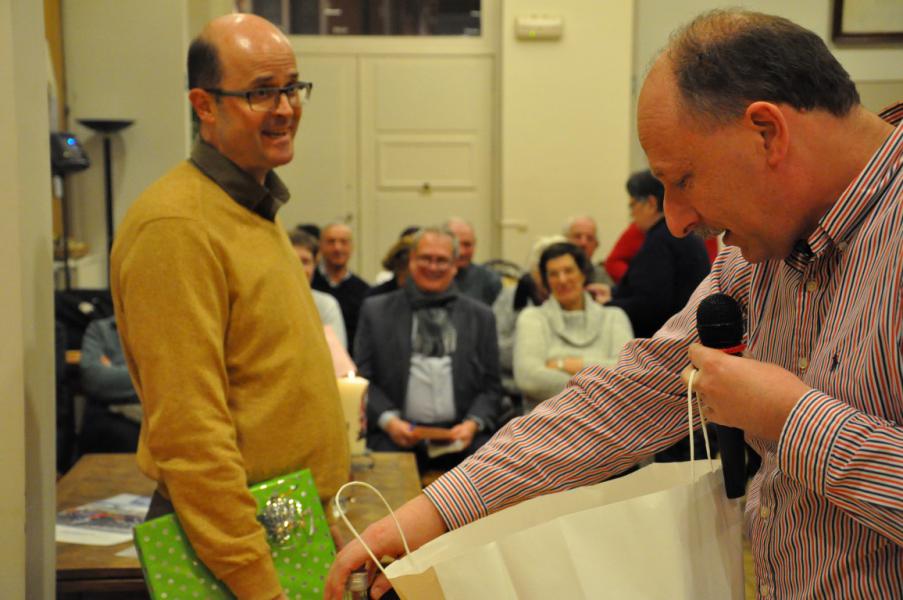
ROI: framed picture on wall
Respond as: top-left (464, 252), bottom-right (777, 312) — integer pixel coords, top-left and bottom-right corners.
top-left (832, 0), bottom-right (903, 43)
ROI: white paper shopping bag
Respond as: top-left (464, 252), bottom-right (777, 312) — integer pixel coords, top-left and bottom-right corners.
top-left (385, 460), bottom-right (743, 599)
top-left (337, 371), bottom-right (744, 599)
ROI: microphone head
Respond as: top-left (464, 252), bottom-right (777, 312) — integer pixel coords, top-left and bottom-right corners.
top-left (696, 293), bottom-right (744, 349)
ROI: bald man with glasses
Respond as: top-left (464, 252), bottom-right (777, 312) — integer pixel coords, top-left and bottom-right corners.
top-left (110, 14), bottom-right (348, 599)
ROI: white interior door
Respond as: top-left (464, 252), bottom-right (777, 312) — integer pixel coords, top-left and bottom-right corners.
top-left (359, 55), bottom-right (494, 280)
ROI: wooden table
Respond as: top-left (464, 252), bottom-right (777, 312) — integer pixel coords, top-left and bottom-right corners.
top-left (57, 452), bottom-right (421, 598)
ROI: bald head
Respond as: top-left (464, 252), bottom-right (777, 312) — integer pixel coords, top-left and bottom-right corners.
top-left (189, 14), bottom-right (291, 92)
top-left (445, 217), bottom-right (475, 268)
top-left (203, 13), bottom-right (291, 54)
top-left (564, 216), bottom-right (598, 261)
top-left (320, 223), bottom-right (354, 272)
top-left (187, 13), bottom-right (300, 184)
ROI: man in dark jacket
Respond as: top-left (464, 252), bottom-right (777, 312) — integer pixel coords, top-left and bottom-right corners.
top-left (355, 226), bottom-right (502, 471)
top-left (606, 170), bottom-right (711, 338)
top-left (312, 222), bottom-right (370, 353)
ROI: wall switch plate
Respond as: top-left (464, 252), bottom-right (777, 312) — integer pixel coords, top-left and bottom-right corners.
top-left (515, 15), bottom-right (563, 40)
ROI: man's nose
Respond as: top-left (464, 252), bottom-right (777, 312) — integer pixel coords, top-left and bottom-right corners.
top-left (273, 91), bottom-right (295, 116)
top-left (663, 196), bottom-right (699, 238)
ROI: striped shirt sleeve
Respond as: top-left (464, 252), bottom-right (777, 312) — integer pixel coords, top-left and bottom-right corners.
top-left (779, 389), bottom-right (903, 545)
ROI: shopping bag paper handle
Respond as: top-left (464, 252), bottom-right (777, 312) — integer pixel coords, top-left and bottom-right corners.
top-left (334, 481), bottom-right (415, 580)
top-left (687, 368), bottom-right (715, 480)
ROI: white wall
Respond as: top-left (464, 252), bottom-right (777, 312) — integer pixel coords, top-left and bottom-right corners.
top-left (63, 0), bottom-right (192, 285)
top-left (0, 0), bottom-right (55, 596)
top-left (500, 0), bottom-right (635, 266)
top-left (630, 0), bottom-right (903, 170)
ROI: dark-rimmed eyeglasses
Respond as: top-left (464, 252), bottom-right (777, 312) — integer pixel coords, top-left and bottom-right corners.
top-left (413, 255), bottom-right (453, 269)
top-left (203, 81), bottom-right (313, 112)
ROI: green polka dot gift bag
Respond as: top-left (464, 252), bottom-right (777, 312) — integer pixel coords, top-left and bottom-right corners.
top-left (133, 469), bottom-right (335, 599)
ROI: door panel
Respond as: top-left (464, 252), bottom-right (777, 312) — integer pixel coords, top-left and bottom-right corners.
top-left (360, 56), bottom-right (493, 280)
top-left (377, 135), bottom-right (477, 190)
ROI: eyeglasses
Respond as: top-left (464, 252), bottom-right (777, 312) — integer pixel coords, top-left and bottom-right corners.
top-left (203, 81), bottom-right (313, 112)
top-left (414, 255), bottom-right (453, 269)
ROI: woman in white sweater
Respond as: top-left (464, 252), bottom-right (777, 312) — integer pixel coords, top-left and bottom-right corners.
top-left (514, 242), bottom-right (633, 412)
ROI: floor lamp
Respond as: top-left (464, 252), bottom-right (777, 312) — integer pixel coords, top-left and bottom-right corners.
top-left (77, 119), bottom-right (134, 270)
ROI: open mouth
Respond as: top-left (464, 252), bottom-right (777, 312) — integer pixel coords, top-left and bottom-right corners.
top-left (263, 129), bottom-right (289, 139)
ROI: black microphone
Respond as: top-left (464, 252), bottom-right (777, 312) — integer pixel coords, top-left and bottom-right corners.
top-left (696, 293), bottom-right (748, 499)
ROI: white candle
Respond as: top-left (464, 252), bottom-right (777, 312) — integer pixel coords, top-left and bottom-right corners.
top-left (336, 371), bottom-right (368, 455)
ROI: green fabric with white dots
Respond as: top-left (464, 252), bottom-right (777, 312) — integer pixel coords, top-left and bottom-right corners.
top-left (133, 469), bottom-right (334, 599)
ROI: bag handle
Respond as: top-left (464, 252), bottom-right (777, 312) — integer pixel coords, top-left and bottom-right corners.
top-left (687, 368), bottom-right (715, 480)
top-left (333, 481), bottom-right (415, 580)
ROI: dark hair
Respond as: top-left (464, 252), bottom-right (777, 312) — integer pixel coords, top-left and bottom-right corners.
top-left (187, 36), bottom-right (221, 90)
top-left (669, 9), bottom-right (859, 125)
top-left (288, 229), bottom-right (318, 256)
top-left (295, 223), bottom-right (321, 240)
top-left (626, 170), bottom-right (665, 212)
top-left (399, 225), bottom-right (420, 238)
top-left (538, 242), bottom-right (591, 290)
top-left (187, 36), bottom-right (221, 127)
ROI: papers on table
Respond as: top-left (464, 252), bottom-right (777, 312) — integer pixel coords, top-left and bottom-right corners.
top-left (56, 493), bottom-right (150, 546)
top-left (426, 439), bottom-right (467, 459)
top-left (115, 544), bottom-right (139, 558)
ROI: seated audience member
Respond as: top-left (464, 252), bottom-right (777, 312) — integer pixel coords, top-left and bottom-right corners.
top-left (605, 222), bottom-right (719, 286)
top-left (445, 217), bottom-right (502, 305)
top-left (604, 170), bottom-right (711, 338)
top-left (493, 235), bottom-right (566, 401)
top-left (79, 315), bottom-right (141, 452)
top-left (312, 222), bottom-right (370, 353)
top-left (374, 225), bottom-right (421, 285)
top-left (514, 243), bottom-right (633, 413)
top-left (290, 229), bottom-right (348, 349)
top-left (564, 215), bottom-right (615, 291)
top-left (355, 226), bottom-right (502, 471)
top-left (367, 233), bottom-right (416, 298)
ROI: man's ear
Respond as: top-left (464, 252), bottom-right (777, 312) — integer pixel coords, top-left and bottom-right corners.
top-left (188, 89), bottom-right (216, 125)
top-left (745, 101), bottom-right (788, 167)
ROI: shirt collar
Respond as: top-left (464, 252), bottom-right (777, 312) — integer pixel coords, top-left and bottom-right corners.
top-left (787, 101), bottom-right (903, 268)
top-left (318, 261), bottom-right (351, 286)
top-left (189, 138), bottom-right (290, 221)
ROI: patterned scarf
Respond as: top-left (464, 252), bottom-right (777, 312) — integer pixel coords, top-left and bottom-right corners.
top-left (404, 280), bottom-right (458, 357)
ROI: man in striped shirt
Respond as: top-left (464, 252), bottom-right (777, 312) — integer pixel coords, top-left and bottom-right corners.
top-left (326, 10), bottom-right (902, 599)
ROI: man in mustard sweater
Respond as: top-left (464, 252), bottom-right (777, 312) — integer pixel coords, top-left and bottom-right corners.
top-left (110, 14), bottom-right (349, 600)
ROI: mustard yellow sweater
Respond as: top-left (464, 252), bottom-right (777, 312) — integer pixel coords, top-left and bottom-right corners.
top-left (111, 161), bottom-right (349, 599)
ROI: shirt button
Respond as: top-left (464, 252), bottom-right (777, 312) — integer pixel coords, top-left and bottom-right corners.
top-left (760, 584), bottom-right (771, 596)
top-left (837, 241), bottom-right (849, 252)
top-left (760, 505), bottom-right (770, 519)
top-left (798, 357), bottom-right (809, 371)
top-left (805, 280), bottom-right (818, 293)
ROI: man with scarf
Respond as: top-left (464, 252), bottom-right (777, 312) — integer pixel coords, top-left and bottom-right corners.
top-left (354, 226), bottom-right (502, 471)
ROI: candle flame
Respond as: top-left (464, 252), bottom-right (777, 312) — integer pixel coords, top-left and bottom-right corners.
top-left (347, 370), bottom-right (355, 379)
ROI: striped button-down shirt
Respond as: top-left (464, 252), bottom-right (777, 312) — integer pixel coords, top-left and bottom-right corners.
top-left (426, 103), bottom-right (903, 598)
